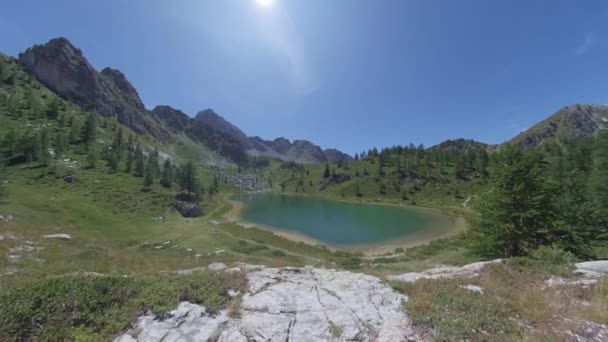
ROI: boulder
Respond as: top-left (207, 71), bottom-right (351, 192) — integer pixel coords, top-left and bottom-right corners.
top-left (43, 234), bottom-right (71, 241)
top-left (174, 201), bottom-right (202, 218)
top-left (63, 175), bottom-right (79, 183)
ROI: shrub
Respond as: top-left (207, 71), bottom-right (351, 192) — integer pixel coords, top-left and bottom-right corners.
top-left (270, 250), bottom-right (287, 257)
top-left (531, 244), bottom-right (577, 265)
top-left (0, 272), bottom-right (244, 341)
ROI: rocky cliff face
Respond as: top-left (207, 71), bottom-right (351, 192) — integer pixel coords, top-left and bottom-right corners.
top-left (510, 104), bottom-right (608, 149)
top-left (195, 109), bottom-right (250, 146)
top-left (19, 37), bottom-right (169, 142)
top-left (151, 105), bottom-right (192, 132)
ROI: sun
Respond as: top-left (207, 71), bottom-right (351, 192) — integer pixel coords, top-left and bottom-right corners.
top-left (255, 0), bottom-right (274, 7)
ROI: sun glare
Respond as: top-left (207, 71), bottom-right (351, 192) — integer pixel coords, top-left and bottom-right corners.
top-left (256, 0), bottom-right (274, 8)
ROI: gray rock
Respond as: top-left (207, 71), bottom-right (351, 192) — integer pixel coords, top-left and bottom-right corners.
top-left (115, 266), bottom-right (418, 342)
top-left (459, 284), bottom-right (484, 294)
top-left (63, 175), bottom-right (79, 183)
top-left (174, 202), bottom-right (202, 218)
top-left (43, 234), bottom-right (71, 241)
top-left (387, 259), bottom-right (502, 283)
top-left (208, 263), bottom-right (227, 271)
top-left (575, 260), bottom-right (608, 278)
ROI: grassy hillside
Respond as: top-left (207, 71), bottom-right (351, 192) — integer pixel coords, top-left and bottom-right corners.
top-left (233, 145), bottom-right (490, 210)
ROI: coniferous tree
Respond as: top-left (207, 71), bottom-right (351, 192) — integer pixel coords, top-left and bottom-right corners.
top-left (323, 164), bottom-right (330, 178)
top-left (81, 113), bottom-right (97, 149)
top-left (45, 98), bottom-right (60, 120)
top-left (133, 147), bottom-right (145, 177)
top-left (38, 129), bottom-right (50, 166)
top-left (470, 144), bottom-right (553, 258)
top-left (160, 159), bottom-right (172, 189)
top-left (69, 118), bottom-right (81, 144)
top-left (194, 179), bottom-right (204, 204)
top-left (589, 131), bottom-right (608, 220)
top-left (180, 161), bottom-right (196, 194)
top-left (87, 146), bottom-right (99, 168)
top-left (54, 132), bottom-right (67, 158)
top-left (143, 166), bottom-right (154, 188)
top-left (125, 151), bottom-right (134, 173)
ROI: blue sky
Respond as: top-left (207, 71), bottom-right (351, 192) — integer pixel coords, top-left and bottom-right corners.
top-left (2, 0), bottom-right (608, 154)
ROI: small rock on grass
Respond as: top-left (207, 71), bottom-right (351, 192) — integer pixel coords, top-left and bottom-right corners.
top-left (43, 234), bottom-right (71, 241)
top-left (208, 263), bottom-right (227, 271)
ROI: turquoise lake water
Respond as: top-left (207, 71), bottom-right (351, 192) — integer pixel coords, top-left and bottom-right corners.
top-left (235, 194), bottom-right (453, 247)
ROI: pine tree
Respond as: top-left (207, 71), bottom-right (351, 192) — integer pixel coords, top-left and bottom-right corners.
top-left (470, 144), bottom-right (554, 258)
top-left (323, 164), bottom-right (330, 178)
top-left (160, 159), bottom-right (172, 189)
top-left (87, 146), bottom-right (98, 168)
top-left (125, 151), bottom-right (133, 173)
top-left (81, 113), bottom-right (97, 149)
top-left (134, 147), bottom-right (145, 176)
top-left (589, 131), bottom-right (608, 219)
top-left (69, 118), bottom-right (81, 144)
top-left (143, 166), bottom-right (154, 188)
top-left (180, 161), bottom-right (196, 194)
top-left (209, 175), bottom-right (220, 196)
top-left (54, 132), bottom-right (67, 158)
top-left (38, 129), bottom-right (50, 166)
top-left (194, 179), bottom-right (204, 204)
top-left (45, 98), bottom-right (60, 119)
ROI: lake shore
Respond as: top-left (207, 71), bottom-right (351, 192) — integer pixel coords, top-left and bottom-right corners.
top-left (224, 197), bottom-right (468, 256)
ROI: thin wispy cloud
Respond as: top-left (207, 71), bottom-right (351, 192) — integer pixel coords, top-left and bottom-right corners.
top-left (575, 32), bottom-right (596, 55)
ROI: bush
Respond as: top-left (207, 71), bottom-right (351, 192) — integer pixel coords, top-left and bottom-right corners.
top-left (0, 272), bottom-right (244, 341)
top-left (531, 244), bottom-right (577, 265)
top-left (233, 240), bottom-right (269, 254)
top-left (270, 250), bottom-right (287, 257)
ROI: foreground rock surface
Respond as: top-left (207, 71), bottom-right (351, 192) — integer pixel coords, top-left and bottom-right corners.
top-left (387, 259), bottom-right (502, 283)
top-left (115, 266), bottom-right (417, 342)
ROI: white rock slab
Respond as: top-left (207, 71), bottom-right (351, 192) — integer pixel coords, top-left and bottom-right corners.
top-left (387, 259), bottom-right (502, 283)
top-left (42, 234), bottom-right (71, 241)
top-left (115, 266), bottom-right (418, 342)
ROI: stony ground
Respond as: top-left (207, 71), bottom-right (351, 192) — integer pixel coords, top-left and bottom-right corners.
top-left (115, 264), bottom-right (419, 342)
top-left (115, 260), bottom-right (608, 342)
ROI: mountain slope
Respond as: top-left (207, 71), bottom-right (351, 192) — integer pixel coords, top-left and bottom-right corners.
top-left (510, 104), bottom-right (608, 149)
top-left (18, 37), bottom-right (170, 143)
top-left (194, 109), bottom-right (353, 164)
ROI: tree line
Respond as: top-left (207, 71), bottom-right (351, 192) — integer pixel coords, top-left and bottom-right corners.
top-left (470, 135), bottom-right (608, 259)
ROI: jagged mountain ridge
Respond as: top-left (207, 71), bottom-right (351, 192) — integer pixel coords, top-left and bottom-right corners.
top-left (192, 108), bottom-right (353, 164)
top-left (18, 37), bottom-right (351, 165)
top-left (509, 104), bottom-right (608, 149)
top-left (18, 38), bottom-right (170, 143)
top-left (13, 37), bottom-right (608, 164)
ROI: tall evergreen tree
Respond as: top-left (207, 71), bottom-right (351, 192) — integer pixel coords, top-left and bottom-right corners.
top-left (87, 146), bottom-right (99, 168)
top-left (589, 131), bottom-right (608, 219)
top-left (470, 144), bottom-right (553, 258)
top-left (323, 164), bottom-right (330, 178)
top-left (180, 161), bottom-right (196, 194)
top-left (81, 113), bottom-right (97, 149)
top-left (143, 166), bottom-right (154, 188)
top-left (134, 147), bottom-right (145, 176)
top-left (160, 159), bottom-right (172, 189)
top-left (38, 129), bottom-right (50, 166)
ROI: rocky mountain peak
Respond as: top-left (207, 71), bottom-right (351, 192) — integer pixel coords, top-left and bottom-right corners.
top-left (19, 37), bottom-right (169, 142)
top-left (510, 103), bottom-right (608, 149)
